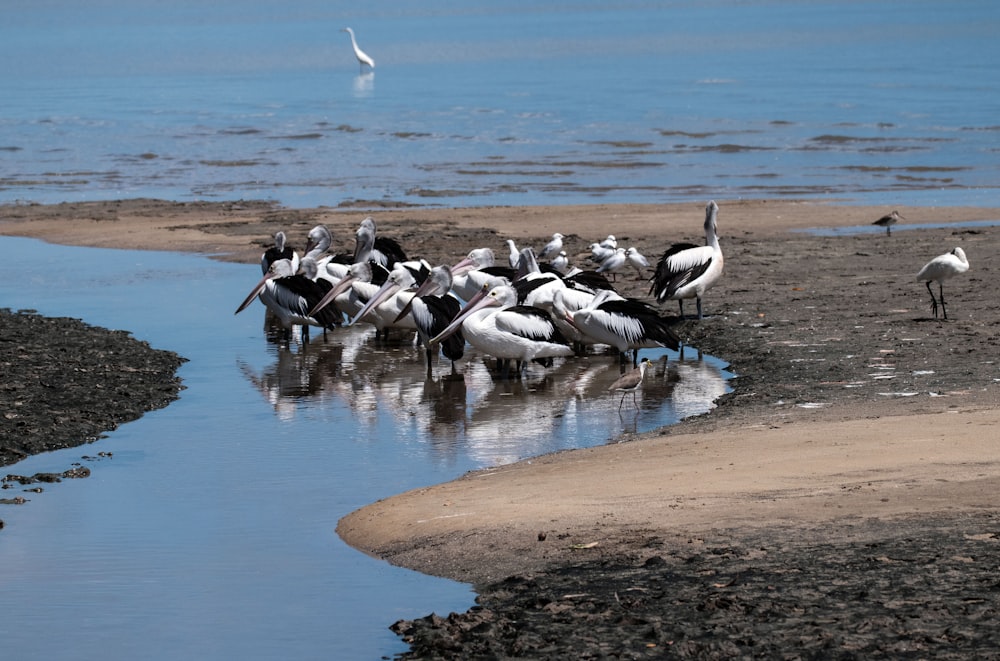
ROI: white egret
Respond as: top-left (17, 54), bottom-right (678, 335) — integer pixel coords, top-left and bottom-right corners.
top-left (341, 27), bottom-right (374, 71)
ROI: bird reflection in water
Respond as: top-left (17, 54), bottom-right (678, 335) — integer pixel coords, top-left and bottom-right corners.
top-left (239, 321), bottom-right (730, 466)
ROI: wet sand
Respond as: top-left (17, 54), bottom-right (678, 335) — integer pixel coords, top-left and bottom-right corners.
top-left (3, 198), bottom-right (1000, 656)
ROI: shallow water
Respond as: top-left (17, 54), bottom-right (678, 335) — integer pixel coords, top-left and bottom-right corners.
top-left (794, 218), bottom-right (1000, 237)
top-left (0, 237), bottom-right (730, 658)
top-left (2, 0), bottom-right (999, 209)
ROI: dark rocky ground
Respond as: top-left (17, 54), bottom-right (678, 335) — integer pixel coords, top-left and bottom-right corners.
top-left (388, 223), bottom-right (1000, 659)
top-left (392, 512), bottom-right (1000, 660)
top-left (0, 308), bottom-right (186, 516)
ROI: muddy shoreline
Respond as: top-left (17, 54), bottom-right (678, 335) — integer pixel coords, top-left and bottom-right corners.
top-left (2, 198), bottom-right (999, 658)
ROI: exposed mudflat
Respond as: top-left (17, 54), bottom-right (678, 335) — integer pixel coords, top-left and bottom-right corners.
top-left (3, 199), bottom-right (999, 658)
top-left (0, 308), bottom-right (186, 468)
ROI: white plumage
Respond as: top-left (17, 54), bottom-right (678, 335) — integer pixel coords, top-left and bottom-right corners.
top-left (916, 247), bottom-right (969, 319)
top-left (430, 285), bottom-right (574, 376)
top-left (650, 200), bottom-right (724, 319)
top-left (538, 232), bottom-right (564, 260)
top-left (341, 27), bottom-right (374, 71)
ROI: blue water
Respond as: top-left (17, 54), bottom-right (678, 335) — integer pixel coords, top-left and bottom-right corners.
top-left (0, 236), bottom-right (730, 658)
top-left (0, 1), bottom-right (996, 657)
top-left (2, 0), bottom-right (998, 209)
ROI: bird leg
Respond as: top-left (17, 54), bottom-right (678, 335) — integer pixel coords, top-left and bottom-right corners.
top-left (696, 297), bottom-right (704, 320)
top-left (939, 283), bottom-right (948, 320)
top-left (925, 281), bottom-right (939, 319)
top-left (677, 300), bottom-right (685, 319)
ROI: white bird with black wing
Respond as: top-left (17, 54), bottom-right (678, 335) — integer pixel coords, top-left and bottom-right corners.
top-left (650, 200), bottom-right (724, 319)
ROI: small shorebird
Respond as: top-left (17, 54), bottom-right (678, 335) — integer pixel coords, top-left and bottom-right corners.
top-left (916, 247), bottom-right (970, 320)
top-left (873, 210), bottom-right (905, 236)
top-left (625, 247), bottom-right (650, 279)
top-left (609, 358), bottom-right (651, 410)
top-left (650, 200), bottom-right (724, 319)
top-left (538, 233), bottom-right (564, 260)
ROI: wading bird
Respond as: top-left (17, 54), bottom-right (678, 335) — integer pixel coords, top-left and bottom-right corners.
top-left (873, 210), bottom-right (904, 236)
top-left (650, 200), bottom-right (724, 319)
top-left (561, 289), bottom-right (679, 368)
top-left (341, 27), bottom-right (374, 71)
top-left (608, 357), bottom-right (651, 410)
top-left (261, 231), bottom-right (298, 275)
top-left (394, 265), bottom-right (465, 375)
top-left (235, 258), bottom-right (341, 343)
top-left (431, 285), bottom-right (574, 379)
top-left (916, 247), bottom-right (969, 320)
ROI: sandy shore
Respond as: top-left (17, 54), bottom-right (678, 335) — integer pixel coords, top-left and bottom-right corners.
top-left (4, 197), bottom-right (999, 584)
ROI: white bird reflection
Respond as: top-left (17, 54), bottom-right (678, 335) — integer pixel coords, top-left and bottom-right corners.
top-left (238, 321), bottom-right (731, 468)
top-left (352, 72), bottom-right (374, 98)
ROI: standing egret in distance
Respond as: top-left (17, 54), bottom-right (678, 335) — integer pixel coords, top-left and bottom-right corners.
top-left (916, 247), bottom-right (969, 320)
top-left (873, 210), bottom-right (904, 236)
top-left (341, 27), bottom-right (374, 71)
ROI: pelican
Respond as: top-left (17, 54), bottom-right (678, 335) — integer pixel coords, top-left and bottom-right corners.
top-left (303, 225), bottom-right (333, 261)
top-left (430, 285), bottom-right (574, 379)
top-left (309, 261), bottom-right (382, 321)
top-left (394, 265), bottom-right (465, 375)
top-left (261, 231), bottom-right (298, 275)
top-left (625, 247), bottom-right (650, 279)
top-left (341, 27), bottom-right (374, 71)
top-left (450, 248), bottom-right (514, 302)
top-left (348, 261), bottom-right (426, 338)
top-left (609, 358), bottom-right (651, 410)
top-left (916, 247), bottom-right (969, 319)
top-left (354, 216), bottom-right (407, 268)
top-left (650, 200), bottom-right (724, 319)
top-left (235, 258), bottom-right (342, 342)
top-left (873, 210), bottom-right (904, 236)
top-left (562, 289), bottom-right (680, 368)
top-left (539, 233), bottom-right (564, 260)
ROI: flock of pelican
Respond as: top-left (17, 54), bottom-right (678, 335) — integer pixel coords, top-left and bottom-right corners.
top-left (235, 201), bottom-right (971, 409)
top-left (235, 202), bottom-right (727, 392)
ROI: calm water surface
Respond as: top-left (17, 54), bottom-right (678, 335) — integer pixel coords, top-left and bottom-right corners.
top-left (2, 0), bottom-right (998, 208)
top-left (0, 237), bottom-right (730, 658)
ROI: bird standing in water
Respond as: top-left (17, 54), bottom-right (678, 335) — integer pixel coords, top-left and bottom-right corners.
top-left (608, 358), bottom-right (651, 410)
top-left (341, 27), bottom-right (374, 71)
top-left (873, 210), bottom-right (904, 236)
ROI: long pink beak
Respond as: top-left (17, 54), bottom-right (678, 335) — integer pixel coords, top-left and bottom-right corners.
top-left (349, 279), bottom-right (400, 326)
top-left (309, 274), bottom-right (355, 317)
top-left (235, 272), bottom-right (277, 314)
top-left (393, 276), bottom-right (441, 323)
top-left (449, 255), bottom-right (478, 277)
top-left (428, 285), bottom-right (494, 345)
